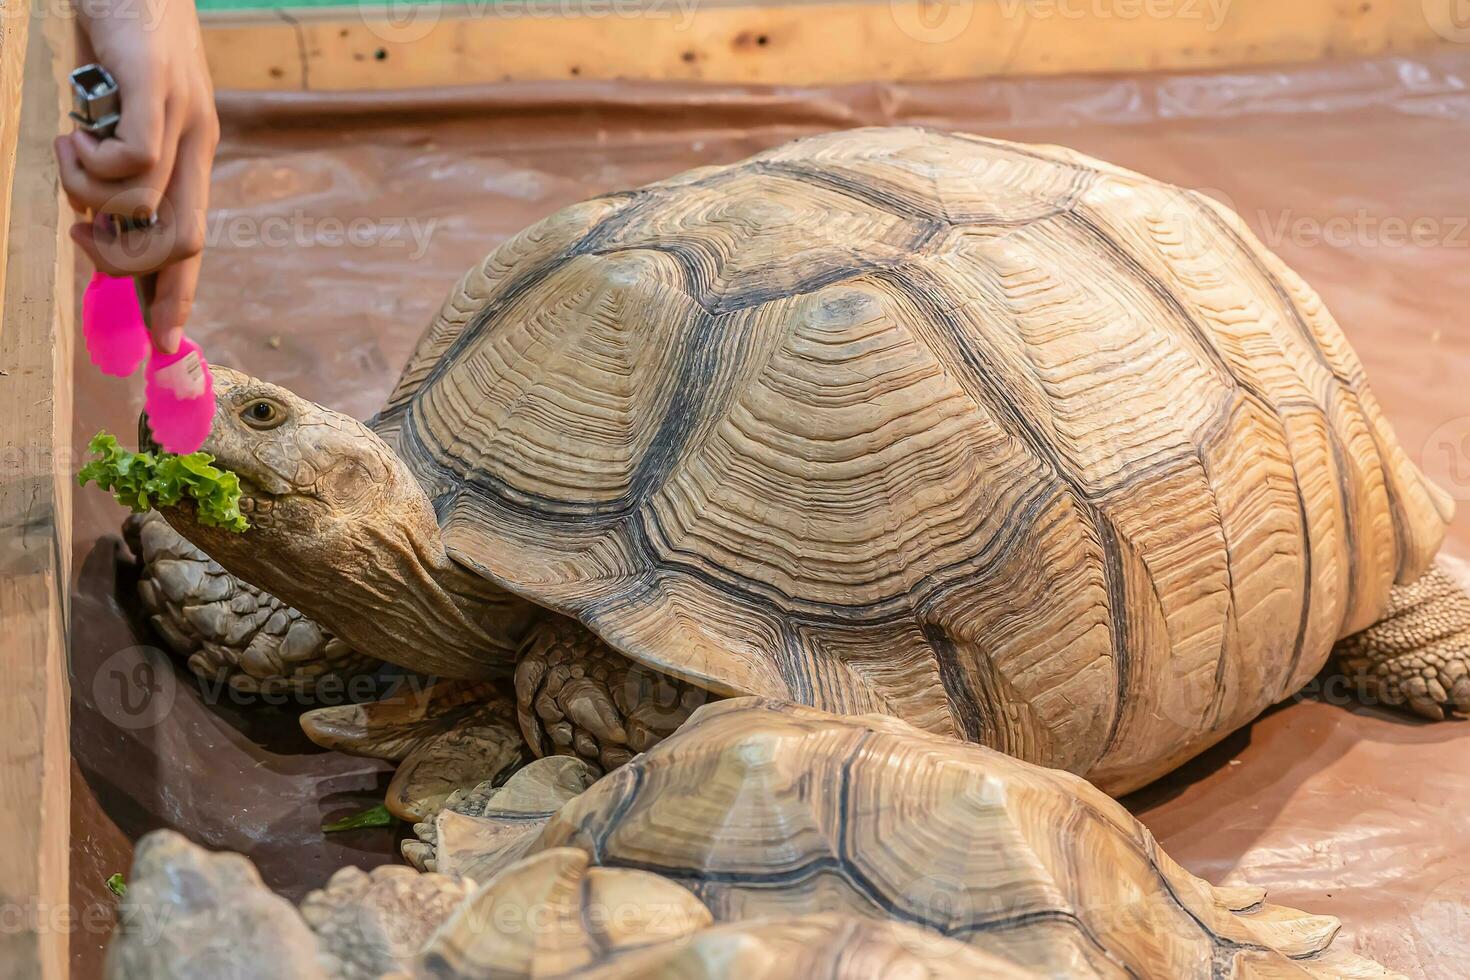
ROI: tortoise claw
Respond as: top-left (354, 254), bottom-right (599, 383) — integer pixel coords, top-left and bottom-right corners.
top-left (1407, 696), bottom-right (1446, 722)
top-left (1452, 676), bottom-right (1470, 714)
top-left (560, 677), bottom-right (628, 747)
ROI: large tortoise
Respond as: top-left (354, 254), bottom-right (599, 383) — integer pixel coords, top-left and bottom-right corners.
top-left (152, 126), bottom-right (1468, 817)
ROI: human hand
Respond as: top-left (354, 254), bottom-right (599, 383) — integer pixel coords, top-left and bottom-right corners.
top-left (57, 0), bottom-right (218, 353)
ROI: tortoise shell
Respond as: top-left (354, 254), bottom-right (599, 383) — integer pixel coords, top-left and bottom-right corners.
top-left (410, 699), bottom-right (1397, 979)
top-left (422, 847), bottom-right (1040, 979)
top-left (372, 126), bottom-right (1451, 793)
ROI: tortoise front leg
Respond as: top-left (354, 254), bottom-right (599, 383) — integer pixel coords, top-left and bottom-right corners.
top-left (1334, 557), bottom-right (1470, 719)
top-left (513, 618), bottom-right (711, 773)
top-left (297, 616), bottom-right (708, 820)
top-left (301, 680), bottom-right (527, 821)
top-left (127, 510), bottom-right (380, 696)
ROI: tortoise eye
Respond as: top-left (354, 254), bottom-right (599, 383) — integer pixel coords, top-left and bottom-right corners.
top-left (241, 399), bottom-right (285, 430)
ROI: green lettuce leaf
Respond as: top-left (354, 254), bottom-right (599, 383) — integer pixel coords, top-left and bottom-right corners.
top-left (78, 431), bottom-right (249, 533)
top-left (322, 804), bottom-right (394, 833)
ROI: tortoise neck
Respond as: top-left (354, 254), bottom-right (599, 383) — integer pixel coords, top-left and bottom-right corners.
top-left (170, 447), bottom-right (536, 680)
top-left (308, 503), bottom-right (536, 678)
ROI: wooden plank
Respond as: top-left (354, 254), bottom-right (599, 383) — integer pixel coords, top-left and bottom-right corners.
top-left (0, 3), bottom-right (73, 977)
top-left (0, 0), bottom-right (29, 305)
top-left (201, 0), bottom-right (1456, 91)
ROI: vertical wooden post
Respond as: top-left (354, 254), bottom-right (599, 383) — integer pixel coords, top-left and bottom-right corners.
top-left (0, 0), bottom-right (28, 289)
top-left (0, 1), bottom-right (74, 976)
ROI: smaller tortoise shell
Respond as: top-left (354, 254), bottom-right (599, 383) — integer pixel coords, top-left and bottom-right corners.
top-left (421, 847), bottom-right (1038, 980)
top-left (413, 698), bottom-right (1398, 980)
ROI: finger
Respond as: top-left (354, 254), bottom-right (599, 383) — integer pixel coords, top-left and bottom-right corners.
top-left (72, 218), bottom-right (168, 279)
top-left (57, 135), bottom-right (112, 212)
top-left (71, 221), bottom-right (130, 277)
top-left (141, 120), bottom-right (212, 347)
top-left (157, 120), bottom-right (212, 265)
top-left (148, 251), bottom-right (201, 353)
top-left (71, 127), bottom-right (158, 182)
top-left (55, 139), bottom-right (89, 214)
top-left (164, 115), bottom-right (213, 243)
top-left (91, 55), bottom-right (168, 180)
top-left (57, 129), bottom-right (162, 218)
top-left (72, 212), bottom-right (175, 278)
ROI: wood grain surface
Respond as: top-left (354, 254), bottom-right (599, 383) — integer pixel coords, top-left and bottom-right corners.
top-left (0, 5), bottom-right (73, 979)
top-left (198, 0), bottom-right (1458, 91)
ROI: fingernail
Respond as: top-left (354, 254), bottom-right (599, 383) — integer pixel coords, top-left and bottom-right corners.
top-left (158, 328), bottom-right (183, 354)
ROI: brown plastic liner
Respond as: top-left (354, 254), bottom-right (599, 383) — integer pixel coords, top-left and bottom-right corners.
top-left (71, 51), bottom-right (1470, 977)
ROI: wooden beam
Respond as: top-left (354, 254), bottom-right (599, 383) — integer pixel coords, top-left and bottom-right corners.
top-left (0, 3), bottom-right (74, 977)
top-left (202, 0), bottom-right (1457, 91)
top-left (0, 0), bottom-right (28, 303)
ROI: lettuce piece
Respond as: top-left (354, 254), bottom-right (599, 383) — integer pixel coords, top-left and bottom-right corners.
top-left (78, 431), bottom-right (249, 533)
top-left (322, 804), bottom-right (394, 833)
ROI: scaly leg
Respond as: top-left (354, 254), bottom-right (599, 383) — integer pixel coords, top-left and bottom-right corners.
top-left (513, 618), bottom-right (711, 773)
top-left (1334, 558), bottom-right (1470, 720)
top-left (299, 617), bottom-right (709, 818)
top-left (126, 510), bottom-right (379, 696)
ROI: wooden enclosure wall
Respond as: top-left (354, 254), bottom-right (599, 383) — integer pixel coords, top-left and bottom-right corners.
top-left (0, 2), bottom-right (74, 977)
top-left (202, 0), bottom-right (1461, 91)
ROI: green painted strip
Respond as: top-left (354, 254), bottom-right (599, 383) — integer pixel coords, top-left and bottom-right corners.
top-left (197, 0), bottom-right (464, 9)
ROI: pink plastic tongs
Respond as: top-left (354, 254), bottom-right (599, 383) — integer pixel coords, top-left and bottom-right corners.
top-left (70, 64), bottom-right (215, 455)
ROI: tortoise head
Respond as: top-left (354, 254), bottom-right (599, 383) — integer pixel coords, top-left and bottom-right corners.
top-left (144, 367), bottom-right (527, 677)
top-left (145, 367), bottom-right (414, 552)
